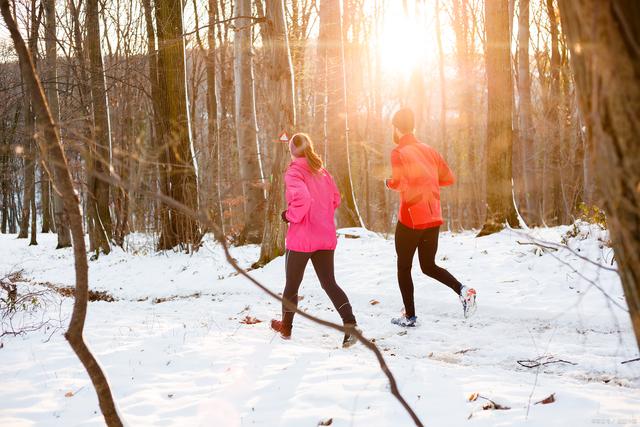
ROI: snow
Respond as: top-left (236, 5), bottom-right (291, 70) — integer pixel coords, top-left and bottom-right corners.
top-left (1, 223), bottom-right (639, 426)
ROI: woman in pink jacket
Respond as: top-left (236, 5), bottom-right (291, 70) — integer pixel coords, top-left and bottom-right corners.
top-left (270, 133), bottom-right (359, 348)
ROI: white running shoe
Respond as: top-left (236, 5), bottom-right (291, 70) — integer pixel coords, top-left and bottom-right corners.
top-left (391, 315), bottom-right (418, 327)
top-left (460, 286), bottom-right (477, 318)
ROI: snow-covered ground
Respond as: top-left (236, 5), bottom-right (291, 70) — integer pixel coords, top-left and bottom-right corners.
top-left (1, 224), bottom-right (639, 426)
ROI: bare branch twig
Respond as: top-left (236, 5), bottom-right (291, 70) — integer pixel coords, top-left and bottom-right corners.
top-left (90, 169), bottom-right (425, 427)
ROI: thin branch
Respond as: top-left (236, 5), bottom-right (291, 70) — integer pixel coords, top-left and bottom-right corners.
top-left (90, 169), bottom-right (425, 427)
top-left (517, 357), bottom-right (578, 368)
top-left (182, 16), bottom-right (267, 38)
top-left (514, 230), bottom-right (618, 273)
top-left (621, 357), bottom-right (640, 365)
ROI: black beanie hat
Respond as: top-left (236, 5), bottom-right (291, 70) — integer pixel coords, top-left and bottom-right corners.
top-left (392, 108), bottom-right (415, 134)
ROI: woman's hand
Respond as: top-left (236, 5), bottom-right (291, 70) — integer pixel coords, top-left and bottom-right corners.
top-left (281, 210), bottom-right (289, 223)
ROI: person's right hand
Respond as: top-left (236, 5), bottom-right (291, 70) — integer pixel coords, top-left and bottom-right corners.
top-left (281, 210), bottom-right (289, 223)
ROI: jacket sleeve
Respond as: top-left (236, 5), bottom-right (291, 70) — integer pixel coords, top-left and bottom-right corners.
top-left (285, 169), bottom-right (311, 223)
top-left (437, 151), bottom-right (456, 186)
top-left (386, 149), bottom-right (406, 192)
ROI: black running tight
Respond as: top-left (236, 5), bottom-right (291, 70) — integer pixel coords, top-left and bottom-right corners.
top-left (282, 249), bottom-right (356, 328)
top-left (395, 222), bottom-right (462, 318)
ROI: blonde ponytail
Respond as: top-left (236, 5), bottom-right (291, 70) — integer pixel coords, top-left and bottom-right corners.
top-left (304, 144), bottom-right (323, 172)
top-left (290, 133), bottom-right (324, 173)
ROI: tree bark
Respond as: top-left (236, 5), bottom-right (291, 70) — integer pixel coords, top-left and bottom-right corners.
top-left (435, 0), bottom-right (451, 229)
top-left (18, 1), bottom-right (41, 241)
top-left (0, 1), bottom-right (123, 424)
top-left (205, 0), bottom-right (223, 236)
top-left (40, 167), bottom-right (52, 232)
top-left (44, 0), bottom-right (71, 248)
top-left (478, 0), bottom-right (519, 236)
top-left (141, 0), bottom-right (174, 249)
top-left (452, 0), bottom-right (480, 228)
top-left (544, 0), bottom-right (564, 225)
top-left (255, 0), bottom-right (297, 266)
top-left (318, 0), bottom-right (361, 228)
top-left (517, 0), bottom-right (539, 225)
top-left (18, 105), bottom-right (36, 240)
top-left (86, 0), bottom-right (112, 255)
top-left (557, 0), bottom-right (640, 349)
top-left (234, 0), bottom-right (265, 244)
top-left (155, 0), bottom-right (201, 250)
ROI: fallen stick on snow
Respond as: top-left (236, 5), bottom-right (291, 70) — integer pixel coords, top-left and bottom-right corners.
top-left (517, 356), bottom-right (577, 368)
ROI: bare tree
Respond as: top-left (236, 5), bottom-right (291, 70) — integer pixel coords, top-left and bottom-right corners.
top-left (86, 0), bottom-right (112, 255)
top-left (543, 0), bottom-right (563, 225)
top-left (44, 0), bottom-right (71, 248)
top-left (155, 0), bottom-right (201, 250)
top-left (205, 0), bottom-right (223, 233)
top-left (234, 0), bottom-right (265, 243)
top-left (478, 0), bottom-right (519, 236)
top-left (318, 0), bottom-right (361, 228)
top-left (17, 0), bottom-right (41, 246)
top-left (256, 0), bottom-right (297, 266)
top-left (0, 1), bottom-right (123, 424)
top-left (516, 0), bottom-right (539, 226)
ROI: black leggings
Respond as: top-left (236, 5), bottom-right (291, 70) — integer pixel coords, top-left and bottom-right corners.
top-left (395, 222), bottom-right (462, 318)
top-left (282, 249), bottom-right (356, 328)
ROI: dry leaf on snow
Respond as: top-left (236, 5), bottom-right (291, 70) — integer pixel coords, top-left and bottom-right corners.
top-left (535, 393), bottom-right (556, 405)
top-left (239, 316), bottom-right (262, 325)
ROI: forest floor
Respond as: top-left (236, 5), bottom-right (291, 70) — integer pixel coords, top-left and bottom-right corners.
top-left (1, 223), bottom-right (639, 426)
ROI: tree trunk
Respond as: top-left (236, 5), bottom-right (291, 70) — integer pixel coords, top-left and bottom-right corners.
top-left (255, 0), bottom-right (297, 266)
top-left (141, 0), bottom-right (174, 249)
top-left (29, 186), bottom-right (37, 245)
top-left (557, 0), bottom-right (640, 349)
top-left (234, 0), bottom-right (265, 243)
top-left (18, 3), bottom-right (41, 241)
top-left (319, 0), bottom-right (361, 228)
top-left (1, 104), bottom-right (20, 234)
top-left (18, 107), bottom-right (35, 240)
top-left (0, 1), bottom-right (123, 424)
top-left (478, 0), bottom-right (519, 236)
top-left (44, 0), bottom-right (71, 248)
top-left (155, 0), bottom-right (201, 250)
top-left (452, 0), bottom-right (478, 229)
top-left (205, 0), bottom-right (223, 235)
top-left (517, 0), bottom-right (539, 225)
top-left (545, 0), bottom-right (563, 225)
top-left (86, 0), bottom-right (112, 255)
top-left (435, 0), bottom-right (451, 229)
top-left (40, 167), bottom-right (52, 232)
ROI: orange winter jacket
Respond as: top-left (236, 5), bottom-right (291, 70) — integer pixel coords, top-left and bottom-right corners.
top-left (386, 134), bottom-right (455, 230)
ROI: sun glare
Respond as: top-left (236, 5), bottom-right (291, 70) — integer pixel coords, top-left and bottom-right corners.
top-left (378, 2), bottom-right (436, 80)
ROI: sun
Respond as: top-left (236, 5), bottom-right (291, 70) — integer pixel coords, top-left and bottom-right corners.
top-left (377, 1), bottom-right (440, 80)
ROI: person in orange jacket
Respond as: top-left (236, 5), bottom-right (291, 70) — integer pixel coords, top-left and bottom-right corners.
top-left (385, 108), bottom-right (477, 327)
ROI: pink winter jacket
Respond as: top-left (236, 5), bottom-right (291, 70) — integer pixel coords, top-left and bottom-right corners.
top-left (284, 157), bottom-right (341, 252)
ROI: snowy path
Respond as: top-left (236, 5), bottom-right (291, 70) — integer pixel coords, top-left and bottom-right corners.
top-left (1, 225), bottom-right (639, 426)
